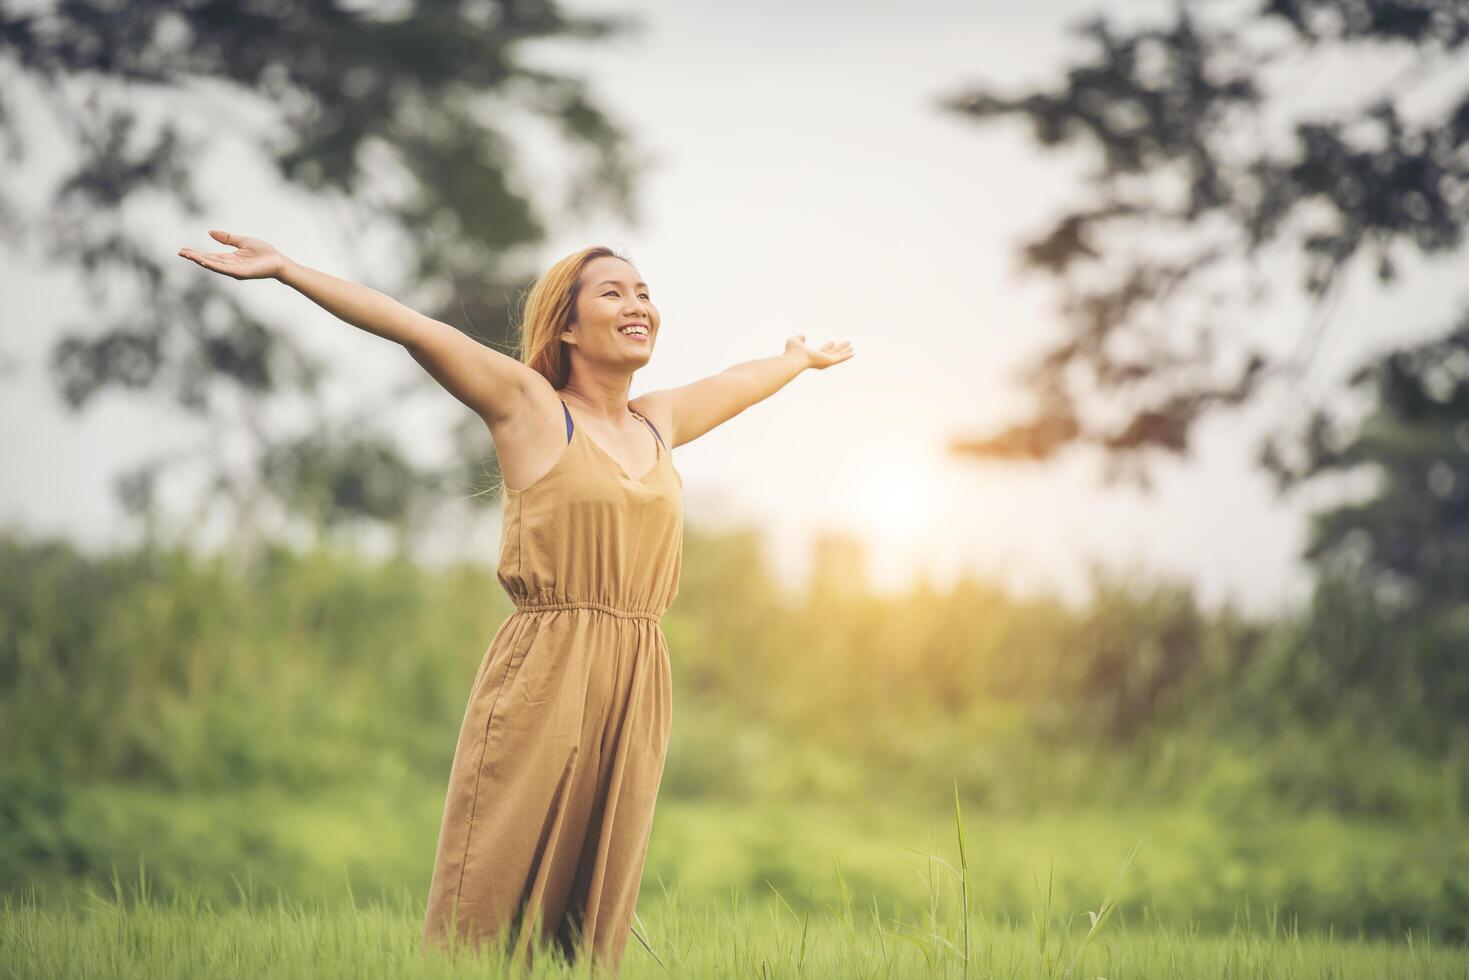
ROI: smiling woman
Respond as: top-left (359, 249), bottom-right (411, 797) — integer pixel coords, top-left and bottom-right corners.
top-left (175, 230), bottom-right (853, 973)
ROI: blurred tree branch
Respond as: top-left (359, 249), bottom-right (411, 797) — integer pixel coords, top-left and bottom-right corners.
top-left (0, 0), bottom-right (647, 551)
top-left (938, 1), bottom-right (1469, 490)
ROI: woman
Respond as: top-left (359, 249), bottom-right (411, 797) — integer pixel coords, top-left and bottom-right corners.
top-left (178, 229), bottom-right (855, 973)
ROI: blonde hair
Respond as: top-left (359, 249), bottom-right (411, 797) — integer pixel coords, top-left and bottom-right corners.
top-left (515, 244), bottom-right (634, 388)
top-left (472, 245), bottom-right (634, 502)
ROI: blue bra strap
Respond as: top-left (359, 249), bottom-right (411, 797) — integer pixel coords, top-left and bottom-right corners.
top-left (639, 416), bottom-right (667, 451)
top-left (560, 398), bottom-right (665, 451)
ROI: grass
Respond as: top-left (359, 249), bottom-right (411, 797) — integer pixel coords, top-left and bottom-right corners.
top-left (5, 784), bottom-right (1467, 979)
top-left (8, 890), bottom-right (1464, 979)
top-left (12, 776), bottom-right (1469, 944)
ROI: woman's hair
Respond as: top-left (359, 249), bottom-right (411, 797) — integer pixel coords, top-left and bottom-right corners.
top-left (467, 245), bottom-right (633, 503)
top-left (515, 244), bottom-right (633, 389)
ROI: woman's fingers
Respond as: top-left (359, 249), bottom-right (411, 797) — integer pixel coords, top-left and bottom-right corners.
top-left (177, 248), bottom-right (238, 277)
top-left (180, 233), bottom-right (278, 281)
top-left (810, 343), bottom-right (854, 368)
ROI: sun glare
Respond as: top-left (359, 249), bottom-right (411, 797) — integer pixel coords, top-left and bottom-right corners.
top-left (841, 439), bottom-right (947, 558)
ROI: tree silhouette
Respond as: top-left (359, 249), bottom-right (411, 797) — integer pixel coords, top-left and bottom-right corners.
top-left (0, 0), bottom-right (647, 551)
top-left (938, 1), bottom-right (1469, 489)
top-left (1260, 310), bottom-right (1469, 746)
top-left (1297, 309), bottom-right (1469, 616)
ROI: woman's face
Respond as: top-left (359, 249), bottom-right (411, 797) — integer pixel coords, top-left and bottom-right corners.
top-left (565, 256), bottom-right (659, 365)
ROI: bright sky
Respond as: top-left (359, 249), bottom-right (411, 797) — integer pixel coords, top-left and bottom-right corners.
top-left (4, 0), bottom-right (1464, 613)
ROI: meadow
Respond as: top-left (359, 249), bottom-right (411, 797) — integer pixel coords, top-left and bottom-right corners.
top-left (3, 526), bottom-right (1467, 976)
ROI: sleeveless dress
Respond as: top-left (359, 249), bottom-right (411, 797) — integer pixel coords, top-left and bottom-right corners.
top-left (422, 397), bottom-right (682, 974)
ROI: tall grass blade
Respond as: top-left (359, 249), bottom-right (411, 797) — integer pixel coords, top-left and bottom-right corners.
top-left (1061, 838), bottom-right (1141, 980)
top-left (954, 777), bottom-right (972, 979)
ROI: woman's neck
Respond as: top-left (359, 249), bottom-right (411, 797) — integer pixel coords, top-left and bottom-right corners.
top-left (559, 376), bottom-right (633, 422)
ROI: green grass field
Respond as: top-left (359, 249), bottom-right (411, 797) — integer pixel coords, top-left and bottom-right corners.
top-left (5, 533), bottom-right (1468, 976)
top-left (6, 802), bottom-right (1466, 980)
top-left (13, 780), bottom-right (1469, 940)
top-left (7, 893), bottom-right (1465, 979)
top-left (6, 782), bottom-right (1467, 978)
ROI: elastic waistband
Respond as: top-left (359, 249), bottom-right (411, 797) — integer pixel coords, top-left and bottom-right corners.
top-left (513, 599), bottom-right (662, 623)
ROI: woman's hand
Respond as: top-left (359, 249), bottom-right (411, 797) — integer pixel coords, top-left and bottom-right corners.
top-left (177, 229), bottom-right (287, 281)
top-left (785, 334), bottom-right (854, 371)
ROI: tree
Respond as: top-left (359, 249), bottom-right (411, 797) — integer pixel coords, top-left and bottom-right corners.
top-left (1265, 309), bottom-right (1469, 746)
top-left (936, 1), bottom-right (1469, 489)
top-left (1299, 309), bottom-right (1469, 614)
top-left (0, 0), bottom-right (647, 551)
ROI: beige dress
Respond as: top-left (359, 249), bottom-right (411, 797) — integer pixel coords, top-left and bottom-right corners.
top-left (422, 398), bottom-right (682, 974)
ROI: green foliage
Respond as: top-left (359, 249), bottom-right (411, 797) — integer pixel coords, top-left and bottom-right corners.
top-left (0, 532), bottom-right (497, 789)
top-left (941, 1), bottom-right (1469, 482)
top-left (1294, 313), bottom-right (1469, 615)
top-left (3, 526), bottom-right (1468, 945)
top-left (2, 526), bottom-right (1465, 809)
top-left (0, 0), bottom-right (647, 535)
top-left (1252, 313), bottom-right (1469, 752)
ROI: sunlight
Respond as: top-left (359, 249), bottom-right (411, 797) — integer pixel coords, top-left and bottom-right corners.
top-left (839, 437), bottom-right (948, 562)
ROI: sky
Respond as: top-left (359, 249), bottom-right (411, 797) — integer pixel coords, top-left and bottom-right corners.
top-left (4, 0), bottom-right (1466, 613)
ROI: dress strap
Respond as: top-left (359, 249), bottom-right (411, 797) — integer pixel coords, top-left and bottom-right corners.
top-left (631, 410), bottom-right (666, 451)
top-left (560, 397), bottom-right (664, 451)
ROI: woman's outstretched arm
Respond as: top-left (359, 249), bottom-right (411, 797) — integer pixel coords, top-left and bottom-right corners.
top-left (178, 229), bottom-right (533, 425)
top-left (633, 334), bottom-right (854, 449)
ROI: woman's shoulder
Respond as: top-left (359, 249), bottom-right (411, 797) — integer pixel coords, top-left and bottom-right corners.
top-left (628, 391), bottom-right (673, 448)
